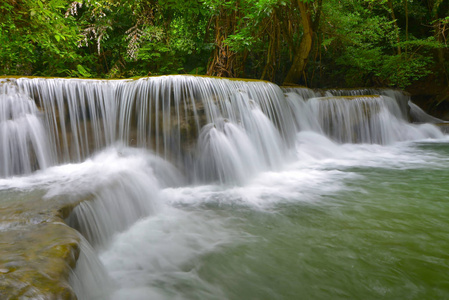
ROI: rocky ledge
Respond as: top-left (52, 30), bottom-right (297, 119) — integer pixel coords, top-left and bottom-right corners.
top-left (0, 190), bottom-right (81, 299)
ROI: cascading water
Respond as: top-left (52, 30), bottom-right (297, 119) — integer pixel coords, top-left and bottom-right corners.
top-left (0, 81), bottom-right (53, 177)
top-left (408, 101), bottom-right (448, 124)
top-left (283, 87), bottom-right (443, 143)
top-left (12, 76), bottom-right (295, 184)
top-left (314, 88), bottom-right (411, 120)
top-left (0, 76), bottom-right (448, 300)
top-left (3, 76), bottom-right (442, 179)
top-left (65, 147), bottom-right (184, 249)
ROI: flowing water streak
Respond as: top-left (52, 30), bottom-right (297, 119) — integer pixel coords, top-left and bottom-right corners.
top-left (70, 236), bottom-right (114, 300)
top-left (409, 101), bottom-right (448, 124)
top-left (0, 80), bottom-right (53, 177)
top-left (17, 78), bottom-right (120, 163)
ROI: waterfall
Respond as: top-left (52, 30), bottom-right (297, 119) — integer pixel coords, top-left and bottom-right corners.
top-left (0, 80), bottom-right (54, 177)
top-left (283, 87), bottom-right (443, 144)
top-left (1, 77), bottom-right (445, 179)
top-left (314, 88), bottom-right (410, 120)
top-left (9, 76), bottom-right (296, 183)
top-left (0, 76), bottom-right (447, 300)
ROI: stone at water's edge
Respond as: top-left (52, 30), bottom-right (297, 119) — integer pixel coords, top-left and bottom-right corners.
top-left (0, 193), bottom-right (81, 300)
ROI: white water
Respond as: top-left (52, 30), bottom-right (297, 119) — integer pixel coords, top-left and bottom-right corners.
top-left (0, 82), bottom-right (53, 177)
top-left (0, 76), bottom-right (447, 299)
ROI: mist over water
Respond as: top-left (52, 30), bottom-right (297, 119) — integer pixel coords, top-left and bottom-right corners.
top-left (0, 76), bottom-right (448, 299)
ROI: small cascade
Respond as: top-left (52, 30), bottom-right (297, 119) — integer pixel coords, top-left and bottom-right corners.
top-left (284, 93), bottom-right (322, 133)
top-left (70, 237), bottom-right (114, 300)
top-left (316, 88), bottom-right (410, 120)
top-left (64, 147), bottom-right (183, 249)
top-left (409, 101), bottom-right (447, 124)
top-left (282, 86), bottom-right (316, 100)
top-left (283, 87), bottom-right (444, 144)
top-left (194, 108), bottom-right (285, 184)
top-left (307, 95), bottom-right (411, 144)
top-left (0, 81), bottom-right (54, 177)
top-left (194, 120), bottom-right (261, 184)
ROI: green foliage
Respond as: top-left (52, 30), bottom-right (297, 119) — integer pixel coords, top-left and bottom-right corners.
top-left (0, 0), bottom-right (82, 75)
top-left (317, 0), bottom-right (448, 88)
top-left (74, 64), bottom-right (93, 78)
top-left (0, 0), bottom-right (447, 88)
top-left (223, 0), bottom-right (284, 52)
top-left (379, 53), bottom-right (433, 88)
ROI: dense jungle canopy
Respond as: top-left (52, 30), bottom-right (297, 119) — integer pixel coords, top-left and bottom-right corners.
top-left (1, 0), bottom-right (448, 90)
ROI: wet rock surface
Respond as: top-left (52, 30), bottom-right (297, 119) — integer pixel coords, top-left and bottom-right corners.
top-left (0, 191), bottom-right (81, 299)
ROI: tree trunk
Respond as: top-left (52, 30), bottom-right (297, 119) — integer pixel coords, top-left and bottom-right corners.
top-left (207, 6), bottom-right (239, 78)
top-left (431, 0), bottom-right (449, 84)
top-left (404, 0), bottom-right (408, 55)
top-left (388, 0), bottom-right (402, 55)
top-left (283, 1), bottom-right (314, 85)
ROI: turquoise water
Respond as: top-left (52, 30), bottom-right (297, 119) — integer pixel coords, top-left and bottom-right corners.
top-left (200, 166), bottom-right (449, 299)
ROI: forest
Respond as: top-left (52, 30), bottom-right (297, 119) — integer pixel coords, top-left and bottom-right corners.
top-left (1, 0), bottom-right (448, 94)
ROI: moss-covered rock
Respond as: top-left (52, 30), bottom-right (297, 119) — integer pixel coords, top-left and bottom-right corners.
top-left (0, 192), bottom-right (83, 300)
